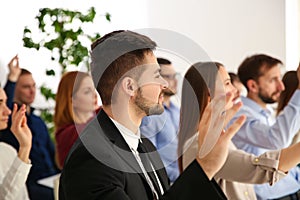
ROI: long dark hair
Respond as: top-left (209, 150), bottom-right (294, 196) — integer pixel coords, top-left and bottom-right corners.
top-left (177, 61), bottom-right (222, 173)
top-left (276, 70), bottom-right (298, 116)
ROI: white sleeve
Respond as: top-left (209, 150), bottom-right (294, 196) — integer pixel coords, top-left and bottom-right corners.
top-left (0, 145), bottom-right (31, 200)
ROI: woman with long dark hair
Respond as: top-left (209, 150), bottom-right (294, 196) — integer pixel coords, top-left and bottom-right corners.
top-left (178, 61), bottom-right (300, 199)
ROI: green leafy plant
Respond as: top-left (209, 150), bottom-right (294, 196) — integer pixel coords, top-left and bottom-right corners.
top-left (22, 7), bottom-right (111, 136)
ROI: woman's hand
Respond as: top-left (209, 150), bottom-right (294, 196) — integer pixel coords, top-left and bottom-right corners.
top-left (10, 103), bottom-right (32, 163)
top-left (196, 93), bottom-right (246, 179)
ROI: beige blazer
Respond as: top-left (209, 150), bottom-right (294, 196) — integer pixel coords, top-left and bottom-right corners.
top-left (182, 133), bottom-right (286, 200)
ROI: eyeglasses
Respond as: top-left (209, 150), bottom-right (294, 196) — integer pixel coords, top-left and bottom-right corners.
top-left (160, 73), bottom-right (179, 80)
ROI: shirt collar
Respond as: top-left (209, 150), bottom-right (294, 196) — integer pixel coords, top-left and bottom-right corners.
top-left (110, 117), bottom-right (141, 151)
top-left (164, 101), bottom-right (178, 110)
top-left (241, 96), bottom-right (272, 115)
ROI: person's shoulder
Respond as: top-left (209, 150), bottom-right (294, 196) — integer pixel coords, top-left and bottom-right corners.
top-left (62, 136), bottom-right (87, 166)
top-left (170, 101), bottom-right (180, 110)
top-left (55, 124), bottom-right (77, 139)
top-left (234, 97), bottom-right (259, 114)
top-left (288, 89), bottom-right (300, 104)
top-left (30, 110), bottom-right (49, 125)
top-left (140, 115), bottom-right (166, 137)
top-left (0, 142), bottom-right (17, 155)
top-left (56, 124), bottom-right (76, 134)
top-left (0, 142), bottom-right (18, 171)
top-left (141, 114), bottom-right (165, 127)
top-left (30, 110), bottom-right (45, 120)
top-left (4, 79), bottom-right (16, 87)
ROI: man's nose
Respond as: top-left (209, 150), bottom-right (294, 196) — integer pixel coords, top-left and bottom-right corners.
top-left (278, 80), bottom-right (285, 91)
top-left (161, 77), bottom-right (168, 89)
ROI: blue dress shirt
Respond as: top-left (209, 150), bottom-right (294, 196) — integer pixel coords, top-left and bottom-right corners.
top-left (230, 90), bottom-right (300, 199)
top-left (140, 102), bottom-right (180, 183)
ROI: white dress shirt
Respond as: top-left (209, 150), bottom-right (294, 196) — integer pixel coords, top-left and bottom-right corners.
top-left (110, 118), bottom-right (164, 196)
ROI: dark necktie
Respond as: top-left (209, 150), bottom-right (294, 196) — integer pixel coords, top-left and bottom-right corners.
top-left (137, 141), bottom-right (163, 198)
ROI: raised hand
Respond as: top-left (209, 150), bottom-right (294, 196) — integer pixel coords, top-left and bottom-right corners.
top-left (196, 93), bottom-right (246, 180)
top-left (7, 54), bottom-right (21, 82)
top-left (198, 92), bottom-right (237, 158)
top-left (10, 103), bottom-right (32, 163)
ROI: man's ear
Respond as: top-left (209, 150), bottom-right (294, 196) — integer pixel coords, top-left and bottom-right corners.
top-left (122, 77), bottom-right (137, 96)
top-left (247, 79), bottom-right (258, 93)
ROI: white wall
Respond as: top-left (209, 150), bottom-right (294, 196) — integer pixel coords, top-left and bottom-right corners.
top-left (0, 0), bottom-right (297, 109)
top-left (286, 0), bottom-right (300, 70)
top-left (147, 0), bottom-right (287, 73)
top-left (0, 0), bottom-right (149, 108)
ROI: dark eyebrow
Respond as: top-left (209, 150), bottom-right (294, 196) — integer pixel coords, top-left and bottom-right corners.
top-left (0, 99), bottom-right (3, 103)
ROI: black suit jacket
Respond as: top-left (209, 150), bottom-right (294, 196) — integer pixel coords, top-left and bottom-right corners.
top-left (59, 110), bottom-right (227, 200)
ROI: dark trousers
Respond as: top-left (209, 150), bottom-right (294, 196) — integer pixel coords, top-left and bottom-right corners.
top-left (271, 190), bottom-right (300, 200)
top-left (27, 182), bottom-right (54, 200)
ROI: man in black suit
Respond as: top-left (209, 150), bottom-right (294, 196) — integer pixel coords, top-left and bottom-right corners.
top-left (59, 30), bottom-right (245, 199)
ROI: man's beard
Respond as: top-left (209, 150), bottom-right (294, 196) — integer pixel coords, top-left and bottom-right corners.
top-left (162, 88), bottom-right (175, 97)
top-left (134, 88), bottom-right (164, 116)
top-left (258, 88), bottom-right (278, 104)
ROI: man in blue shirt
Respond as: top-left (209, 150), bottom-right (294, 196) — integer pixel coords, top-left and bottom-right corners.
top-left (0, 55), bottom-right (60, 200)
top-left (229, 54), bottom-right (300, 199)
top-left (140, 57), bottom-right (180, 183)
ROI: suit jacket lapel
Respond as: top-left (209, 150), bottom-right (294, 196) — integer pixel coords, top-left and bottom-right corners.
top-left (94, 110), bottom-right (152, 183)
top-left (78, 110), bottom-right (168, 198)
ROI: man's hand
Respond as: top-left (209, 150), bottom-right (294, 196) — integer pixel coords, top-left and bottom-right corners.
top-left (7, 54), bottom-right (21, 82)
top-left (196, 93), bottom-right (246, 180)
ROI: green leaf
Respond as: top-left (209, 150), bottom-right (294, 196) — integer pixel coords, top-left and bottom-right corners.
top-left (22, 7), bottom-right (111, 134)
top-left (44, 38), bottom-right (63, 50)
top-left (22, 37), bottom-right (40, 50)
top-left (23, 27), bottom-right (32, 34)
top-left (40, 86), bottom-right (56, 100)
top-left (105, 13), bottom-right (111, 21)
top-left (40, 109), bottom-right (55, 137)
top-left (46, 69), bottom-right (56, 76)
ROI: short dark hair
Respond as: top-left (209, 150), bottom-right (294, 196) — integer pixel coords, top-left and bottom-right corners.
top-left (90, 30), bottom-right (157, 106)
top-left (17, 68), bottom-right (32, 83)
top-left (238, 54), bottom-right (282, 91)
top-left (157, 57), bottom-right (171, 65)
top-left (20, 68), bottom-right (32, 76)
